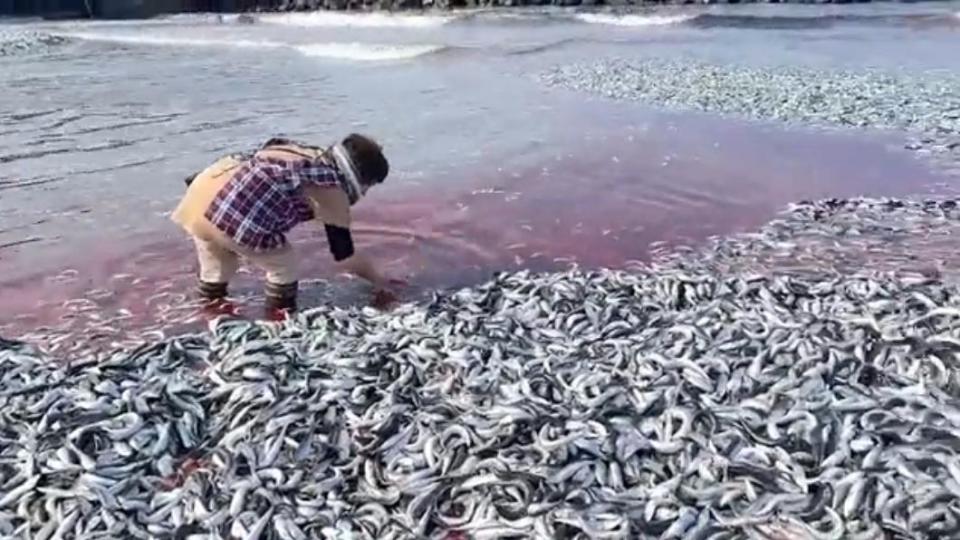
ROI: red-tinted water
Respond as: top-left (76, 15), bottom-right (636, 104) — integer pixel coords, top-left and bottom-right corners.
top-left (0, 111), bottom-right (948, 353)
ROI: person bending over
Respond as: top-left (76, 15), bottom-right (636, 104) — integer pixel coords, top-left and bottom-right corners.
top-left (170, 134), bottom-right (401, 317)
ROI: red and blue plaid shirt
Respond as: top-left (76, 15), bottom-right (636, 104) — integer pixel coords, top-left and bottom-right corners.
top-left (205, 155), bottom-right (344, 251)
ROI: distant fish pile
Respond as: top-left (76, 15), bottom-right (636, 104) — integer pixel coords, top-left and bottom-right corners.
top-left (0, 31), bottom-right (67, 57)
top-left (3, 197), bottom-right (960, 538)
top-left (539, 58), bottom-right (960, 175)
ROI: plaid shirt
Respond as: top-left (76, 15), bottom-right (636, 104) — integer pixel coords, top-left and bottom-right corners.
top-left (205, 155), bottom-right (344, 251)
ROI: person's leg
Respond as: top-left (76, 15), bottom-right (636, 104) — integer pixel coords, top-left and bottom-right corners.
top-left (192, 236), bottom-right (240, 301)
top-left (245, 244), bottom-right (299, 312)
top-left (265, 281), bottom-right (298, 312)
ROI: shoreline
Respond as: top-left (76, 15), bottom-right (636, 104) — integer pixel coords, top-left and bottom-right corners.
top-left (1, 87), bottom-right (951, 351)
top-left (7, 193), bottom-right (960, 355)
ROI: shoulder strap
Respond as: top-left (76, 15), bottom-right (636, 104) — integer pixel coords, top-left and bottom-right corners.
top-left (258, 138), bottom-right (328, 161)
top-left (183, 139), bottom-right (328, 188)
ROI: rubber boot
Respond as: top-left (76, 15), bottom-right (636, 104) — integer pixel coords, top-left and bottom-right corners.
top-left (197, 281), bottom-right (235, 318)
top-left (198, 280), bottom-right (228, 300)
top-left (264, 281), bottom-right (297, 321)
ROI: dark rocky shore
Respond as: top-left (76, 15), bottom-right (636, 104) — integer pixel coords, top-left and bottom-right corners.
top-left (2, 0), bottom-right (952, 21)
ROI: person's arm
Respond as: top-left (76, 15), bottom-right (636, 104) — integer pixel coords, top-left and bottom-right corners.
top-left (324, 224), bottom-right (389, 289)
top-left (307, 186), bottom-right (394, 290)
top-left (301, 174), bottom-right (402, 300)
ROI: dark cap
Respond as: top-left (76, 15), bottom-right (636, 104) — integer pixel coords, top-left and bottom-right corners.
top-left (342, 133), bottom-right (389, 186)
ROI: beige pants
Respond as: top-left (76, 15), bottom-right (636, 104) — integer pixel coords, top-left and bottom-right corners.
top-left (193, 235), bottom-right (297, 285)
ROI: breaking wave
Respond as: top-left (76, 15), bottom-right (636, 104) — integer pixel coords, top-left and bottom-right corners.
top-left (159, 13), bottom-right (250, 24)
top-left (57, 32), bottom-right (283, 49)
top-left (574, 13), bottom-right (696, 27)
top-left (56, 31), bottom-right (444, 61)
top-left (0, 30), bottom-right (68, 57)
top-left (257, 11), bottom-right (455, 28)
top-left (294, 42), bottom-right (447, 61)
top-left (574, 10), bottom-right (960, 30)
top-left (687, 12), bottom-right (958, 30)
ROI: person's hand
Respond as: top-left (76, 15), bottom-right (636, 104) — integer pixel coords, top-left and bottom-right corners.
top-left (386, 277), bottom-right (409, 288)
top-left (370, 277), bottom-right (407, 310)
top-left (371, 287), bottom-right (399, 310)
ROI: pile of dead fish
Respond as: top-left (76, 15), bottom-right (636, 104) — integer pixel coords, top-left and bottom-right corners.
top-left (652, 196), bottom-right (960, 281)
top-left (5, 199), bottom-right (960, 538)
top-left (539, 58), bottom-right (960, 174)
top-left (0, 31), bottom-right (67, 57)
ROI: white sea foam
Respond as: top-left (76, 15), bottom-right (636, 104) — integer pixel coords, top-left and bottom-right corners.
top-left (0, 30), bottom-right (68, 56)
top-left (258, 11), bottom-right (454, 28)
top-left (58, 31), bottom-right (442, 61)
top-left (44, 16), bottom-right (211, 29)
top-left (574, 13), bottom-right (695, 27)
top-left (159, 13), bottom-right (237, 22)
top-left (56, 32), bottom-right (284, 49)
top-left (295, 42), bottom-right (444, 61)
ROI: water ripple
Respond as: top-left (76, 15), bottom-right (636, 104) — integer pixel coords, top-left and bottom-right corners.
top-left (0, 139), bottom-right (145, 164)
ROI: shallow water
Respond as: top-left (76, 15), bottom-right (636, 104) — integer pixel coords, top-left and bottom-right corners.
top-left (1, 2), bottom-right (959, 347)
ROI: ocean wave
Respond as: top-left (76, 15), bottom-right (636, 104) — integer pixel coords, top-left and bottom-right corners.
top-left (56, 31), bottom-right (443, 61)
top-left (454, 8), bottom-right (566, 24)
top-left (686, 13), bottom-right (916, 30)
top-left (687, 13), bottom-right (854, 30)
top-left (159, 13), bottom-right (245, 23)
top-left (574, 13), bottom-right (695, 27)
top-left (0, 31), bottom-right (68, 57)
top-left (689, 11), bottom-right (960, 30)
top-left (42, 13), bottom-right (256, 27)
top-left (258, 11), bottom-right (455, 28)
top-left (574, 11), bottom-right (958, 30)
top-left (55, 32), bottom-right (285, 49)
top-left (503, 38), bottom-right (580, 56)
top-left (294, 42), bottom-right (446, 61)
